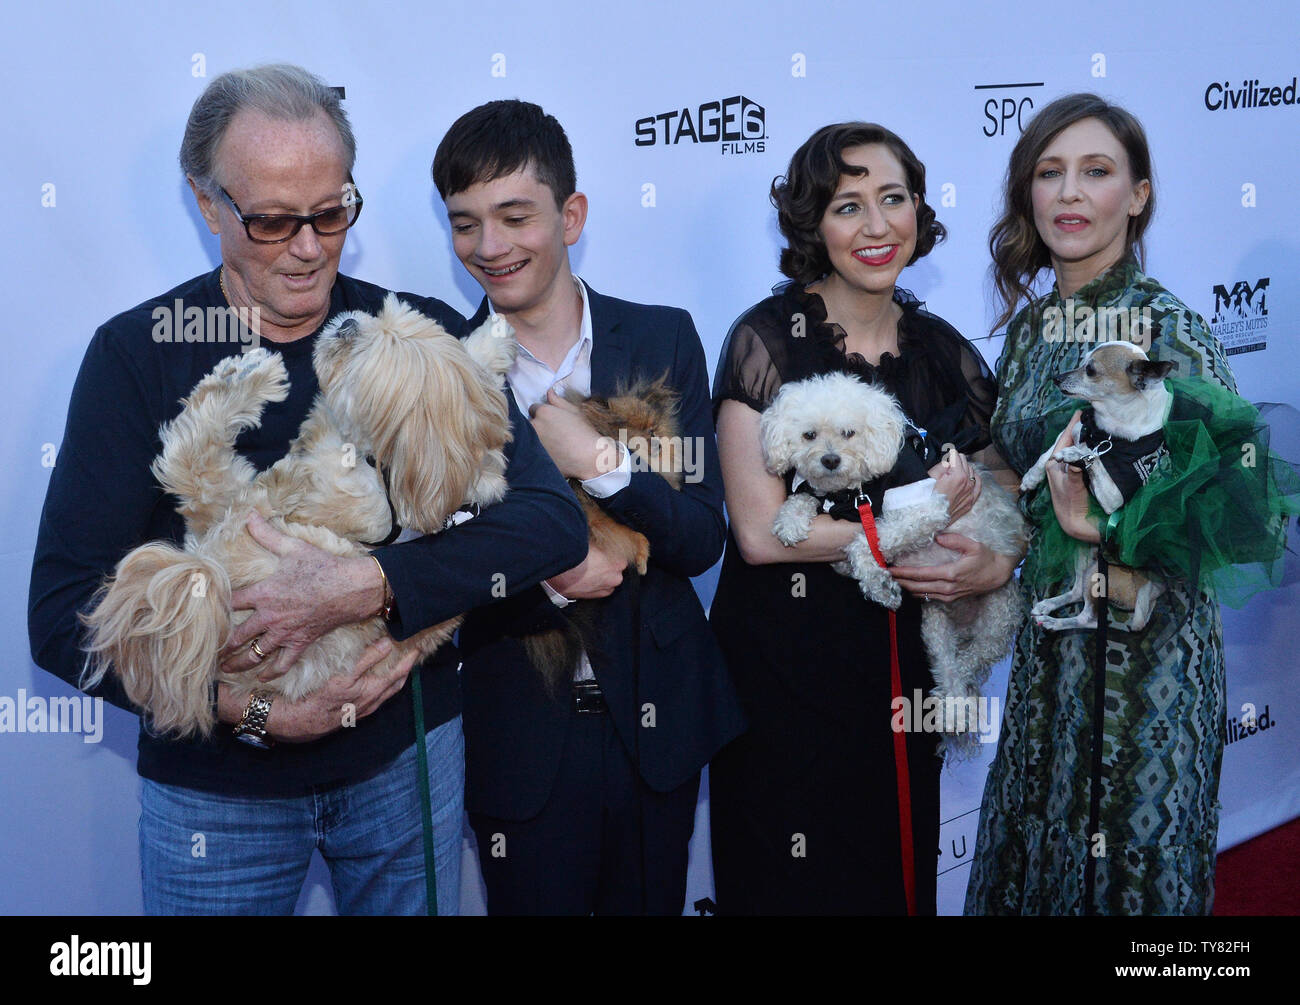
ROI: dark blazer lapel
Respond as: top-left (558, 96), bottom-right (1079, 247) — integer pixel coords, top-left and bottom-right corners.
top-left (465, 283), bottom-right (631, 393)
top-left (585, 281), bottom-right (630, 396)
top-left (464, 297), bottom-right (492, 333)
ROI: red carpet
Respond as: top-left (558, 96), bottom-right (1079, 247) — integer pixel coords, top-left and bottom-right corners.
top-left (1213, 816), bottom-right (1300, 915)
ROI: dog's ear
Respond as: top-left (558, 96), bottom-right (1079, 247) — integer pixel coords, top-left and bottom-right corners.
top-left (861, 389), bottom-right (907, 478)
top-left (392, 336), bottom-right (509, 530)
top-left (1127, 358), bottom-right (1175, 390)
top-left (758, 391), bottom-right (795, 476)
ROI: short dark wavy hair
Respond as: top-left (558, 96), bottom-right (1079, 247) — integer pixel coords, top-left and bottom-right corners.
top-left (432, 99), bottom-right (575, 210)
top-left (772, 122), bottom-right (945, 285)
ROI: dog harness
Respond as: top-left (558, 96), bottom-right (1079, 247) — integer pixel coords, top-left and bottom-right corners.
top-left (1074, 407), bottom-right (1170, 506)
top-left (789, 415), bottom-right (939, 519)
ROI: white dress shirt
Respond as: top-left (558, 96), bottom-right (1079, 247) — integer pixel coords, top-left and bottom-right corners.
top-left (491, 277), bottom-right (631, 681)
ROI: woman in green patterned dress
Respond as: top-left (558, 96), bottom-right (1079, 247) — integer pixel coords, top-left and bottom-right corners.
top-left (965, 93), bottom-right (1240, 915)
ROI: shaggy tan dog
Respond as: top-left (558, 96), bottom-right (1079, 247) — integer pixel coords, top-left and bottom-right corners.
top-left (82, 295), bottom-right (516, 738)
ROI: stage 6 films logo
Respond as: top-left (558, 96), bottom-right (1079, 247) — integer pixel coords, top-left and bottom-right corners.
top-left (634, 96), bottom-right (766, 155)
top-left (1210, 277), bottom-right (1269, 355)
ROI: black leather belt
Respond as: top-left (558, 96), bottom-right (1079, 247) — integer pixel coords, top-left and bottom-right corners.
top-left (572, 680), bottom-right (607, 715)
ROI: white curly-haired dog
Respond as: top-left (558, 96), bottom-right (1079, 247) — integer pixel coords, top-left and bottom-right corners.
top-left (760, 372), bottom-right (1026, 751)
top-left (82, 295), bottom-right (517, 739)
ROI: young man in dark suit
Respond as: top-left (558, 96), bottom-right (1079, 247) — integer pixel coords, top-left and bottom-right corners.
top-left (432, 100), bottom-right (745, 915)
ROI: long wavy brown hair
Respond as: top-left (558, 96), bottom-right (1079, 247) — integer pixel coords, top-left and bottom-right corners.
top-left (989, 93), bottom-right (1156, 333)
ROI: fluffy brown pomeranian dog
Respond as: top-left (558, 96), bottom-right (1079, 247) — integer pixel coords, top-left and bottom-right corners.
top-left (81, 296), bottom-right (516, 738)
top-left (524, 377), bottom-right (683, 692)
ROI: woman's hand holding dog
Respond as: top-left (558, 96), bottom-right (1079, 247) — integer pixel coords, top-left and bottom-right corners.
top-left (1044, 411), bottom-right (1101, 544)
top-left (929, 449), bottom-right (981, 524)
top-left (219, 511), bottom-right (390, 680)
top-left (890, 533), bottom-right (1019, 603)
top-left (893, 450), bottom-right (1020, 602)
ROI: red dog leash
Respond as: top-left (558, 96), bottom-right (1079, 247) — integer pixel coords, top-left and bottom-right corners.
top-left (856, 497), bottom-right (917, 917)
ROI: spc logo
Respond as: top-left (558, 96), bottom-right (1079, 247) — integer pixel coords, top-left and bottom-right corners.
top-left (634, 96), bottom-right (766, 155)
top-left (976, 81), bottom-right (1044, 137)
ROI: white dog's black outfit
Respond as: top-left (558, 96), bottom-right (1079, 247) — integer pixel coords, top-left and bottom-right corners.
top-left (787, 414), bottom-right (941, 521)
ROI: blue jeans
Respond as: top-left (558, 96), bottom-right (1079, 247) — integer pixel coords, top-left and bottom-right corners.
top-left (139, 716), bottom-right (464, 915)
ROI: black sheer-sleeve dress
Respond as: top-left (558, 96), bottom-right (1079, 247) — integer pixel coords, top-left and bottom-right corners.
top-left (708, 281), bottom-right (997, 915)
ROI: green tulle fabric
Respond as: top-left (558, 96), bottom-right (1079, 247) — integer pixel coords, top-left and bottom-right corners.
top-left (1021, 377), bottom-right (1300, 607)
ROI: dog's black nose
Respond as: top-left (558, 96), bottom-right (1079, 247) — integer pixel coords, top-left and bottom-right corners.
top-left (1051, 373), bottom-right (1067, 388)
top-left (336, 318), bottom-right (360, 340)
top-left (820, 453), bottom-right (840, 471)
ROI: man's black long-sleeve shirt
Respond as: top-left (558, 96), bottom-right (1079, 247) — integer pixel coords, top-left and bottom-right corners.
top-left (28, 268), bottom-right (586, 796)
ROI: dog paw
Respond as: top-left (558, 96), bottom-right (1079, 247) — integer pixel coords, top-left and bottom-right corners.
top-left (842, 533), bottom-right (883, 579)
top-left (206, 348), bottom-right (289, 400)
top-left (1052, 444), bottom-right (1093, 466)
top-left (772, 518), bottom-right (811, 547)
top-left (1033, 614), bottom-right (1082, 631)
top-left (632, 536), bottom-right (650, 575)
top-left (772, 499), bottom-right (814, 546)
top-left (858, 567), bottom-right (901, 609)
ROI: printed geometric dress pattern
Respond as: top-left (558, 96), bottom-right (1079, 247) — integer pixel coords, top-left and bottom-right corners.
top-left (965, 261), bottom-right (1236, 916)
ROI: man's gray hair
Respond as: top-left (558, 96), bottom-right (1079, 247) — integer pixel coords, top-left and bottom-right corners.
top-left (180, 64), bottom-right (356, 195)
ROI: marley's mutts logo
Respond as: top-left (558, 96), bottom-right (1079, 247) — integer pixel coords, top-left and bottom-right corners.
top-left (1210, 277), bottom-right (1269, 356)
top-left (634, 96), bottom-right (766, 155)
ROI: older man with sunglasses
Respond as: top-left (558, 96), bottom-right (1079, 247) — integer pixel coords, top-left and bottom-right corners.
top-left (28, 64), bottom-right (586, 916)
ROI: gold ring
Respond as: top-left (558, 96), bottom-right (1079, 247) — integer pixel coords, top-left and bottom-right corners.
top-left (249, 638), bottom-right (267, 662)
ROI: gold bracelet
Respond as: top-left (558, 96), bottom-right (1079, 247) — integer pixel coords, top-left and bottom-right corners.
top-left (232, 689), bottom-right (275, 749)
top-left (371, 554), bottom-right (394, 621)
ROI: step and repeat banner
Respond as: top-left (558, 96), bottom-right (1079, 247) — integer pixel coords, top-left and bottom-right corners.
top-left (4, 0), bottom-right (1296, 914)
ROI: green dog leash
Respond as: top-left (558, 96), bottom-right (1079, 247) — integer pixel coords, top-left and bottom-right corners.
top-left (410, 668), bottom-right (438, 917)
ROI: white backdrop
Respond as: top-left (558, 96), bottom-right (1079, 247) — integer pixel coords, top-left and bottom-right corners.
top-left (3, 0), bottom-right (1296, 915)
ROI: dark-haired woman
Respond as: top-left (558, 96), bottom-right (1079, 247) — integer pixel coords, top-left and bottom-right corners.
top-left (708, 124), bottom-right (1017, 914)
top-left (965, 94), bottom-right (1245, 915)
